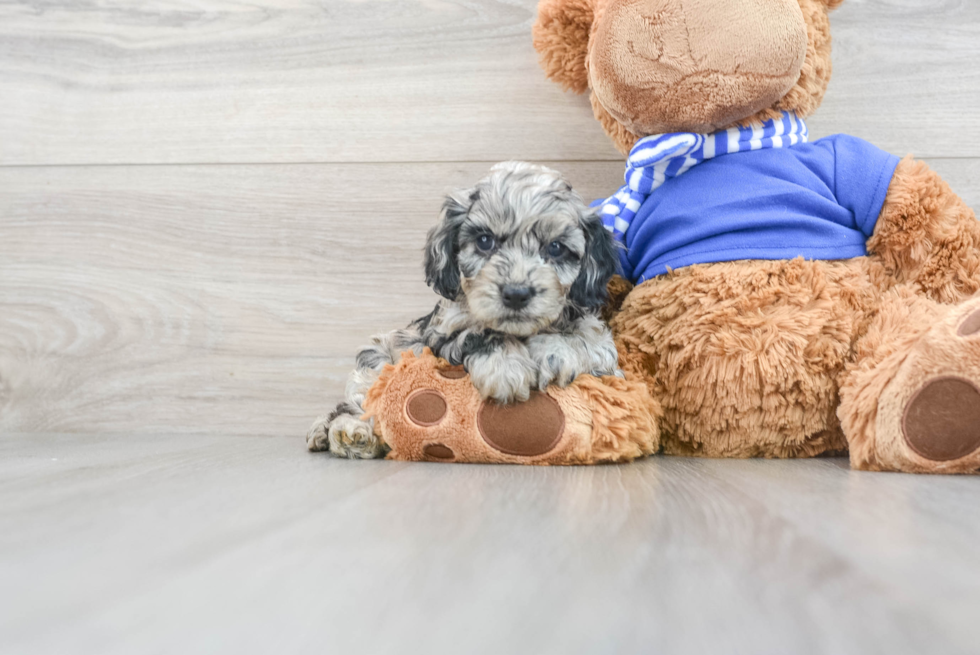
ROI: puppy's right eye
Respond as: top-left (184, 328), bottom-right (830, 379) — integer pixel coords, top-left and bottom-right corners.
top-left (476, 234), bottom-right (496, 253)
top-left (546, 240), bottom-right (567, 259)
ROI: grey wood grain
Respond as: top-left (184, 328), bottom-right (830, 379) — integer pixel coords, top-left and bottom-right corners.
top-left (1, 0), bottom-right (979, 165)
top-left (1, 433), bottom-right (979, 655)
top-left (2, 2), bottom-right (979, 653)
top-left (2, 160), bottom-right (977, 438)
top-left (0, 161), bottom-right (625, 436)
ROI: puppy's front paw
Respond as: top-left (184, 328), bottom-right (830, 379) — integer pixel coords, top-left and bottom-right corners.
top-left (467, 346), bottom-right (537, 404)
top-left (307, 416), bottom-right (333, 452)
top-left (526, 334), bottom-right (585, 390)
top-left (307, 414), bottom-right (386, 459)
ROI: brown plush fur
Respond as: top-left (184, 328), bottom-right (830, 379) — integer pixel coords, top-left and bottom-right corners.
top-left (363, 349), bottom-right (661, 465)
top-left (600, 275), bottom-right (634, 323)
top-left (611, 257), bottom-right (867, 458)
top-left (533, 0), bottom-right (594, 94)
top-left (867, 157), bottom-right (980, 304)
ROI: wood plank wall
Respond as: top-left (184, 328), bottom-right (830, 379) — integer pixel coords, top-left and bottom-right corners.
top-left (2, 0), bottom-right (979, 437)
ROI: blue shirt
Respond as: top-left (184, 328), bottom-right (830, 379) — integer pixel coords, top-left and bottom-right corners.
top-left (597, 134), bottom-right (900, 283)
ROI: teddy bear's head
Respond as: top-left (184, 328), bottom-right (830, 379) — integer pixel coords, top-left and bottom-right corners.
top-left (533, 0), bottom-right (844, 154)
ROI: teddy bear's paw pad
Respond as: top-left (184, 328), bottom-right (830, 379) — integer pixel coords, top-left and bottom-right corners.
top-left (477, 392), bottom-right (565, 456)
top-left (405, 390), bottom-right (447, 426)
top-left (957, 307), bottom-right (980, 337)
top-left (438, 365), bottom-right (468, 379)
top-left (902, 376), bottom-right (980, 462)
top-left (422, 443), bottom-right (456, 461)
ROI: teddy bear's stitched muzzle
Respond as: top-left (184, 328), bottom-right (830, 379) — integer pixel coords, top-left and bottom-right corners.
top-left (588, 0), bottom-right (808, 134)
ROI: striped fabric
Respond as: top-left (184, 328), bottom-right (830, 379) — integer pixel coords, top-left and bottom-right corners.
top-left (599, 111), bottom-right (809, 244)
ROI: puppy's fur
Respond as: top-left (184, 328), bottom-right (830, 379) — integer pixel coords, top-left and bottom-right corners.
top-left (307, 162), bottom-right (622, 458)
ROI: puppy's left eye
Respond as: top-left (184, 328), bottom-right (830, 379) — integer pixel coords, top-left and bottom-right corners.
top-left (546, 241), bottom-right (567, 258)
top-left (476, 234), bottom-right (496, 252)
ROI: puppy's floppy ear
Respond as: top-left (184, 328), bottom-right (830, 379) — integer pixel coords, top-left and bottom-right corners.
top-left (424, 190), bottom-right (469, 300)
top-left (569, 211), bottom-right (619, 310)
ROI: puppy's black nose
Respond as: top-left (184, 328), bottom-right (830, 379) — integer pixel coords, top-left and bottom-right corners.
top-left (501, 285), bottom-right (534, 310)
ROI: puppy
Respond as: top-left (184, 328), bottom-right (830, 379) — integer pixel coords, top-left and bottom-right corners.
top-left (307, 161), bottom-right (622, 459)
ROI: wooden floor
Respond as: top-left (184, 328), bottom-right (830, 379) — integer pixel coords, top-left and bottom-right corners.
top-left (3, 433), bottom-right (980, 655)
top-left (3, 0), bottom-right (980, 652)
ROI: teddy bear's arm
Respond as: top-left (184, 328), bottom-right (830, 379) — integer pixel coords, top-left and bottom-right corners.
top-left (868, 156), bottom-right (980, 304)
top-left (532, 0), bottom-right (595, 94)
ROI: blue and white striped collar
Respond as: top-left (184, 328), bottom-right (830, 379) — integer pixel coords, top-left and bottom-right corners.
top-left (599, 111), bottom-right (809, 245)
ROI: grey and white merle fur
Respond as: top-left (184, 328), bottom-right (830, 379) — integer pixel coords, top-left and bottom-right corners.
top-left (307, 161), bottom-right (622, 459)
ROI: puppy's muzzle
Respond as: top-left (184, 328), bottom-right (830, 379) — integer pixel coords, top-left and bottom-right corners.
top-left (501, 285), bottom-right (535, 310)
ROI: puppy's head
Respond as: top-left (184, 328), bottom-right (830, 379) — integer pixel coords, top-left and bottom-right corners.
top-left (424, 161), bottom-right (619, 337)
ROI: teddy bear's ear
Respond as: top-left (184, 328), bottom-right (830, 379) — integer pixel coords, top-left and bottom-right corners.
top-left (819, 0), bottom-right (845, 9)
top-left (532, 0), bottom-right (595, 94)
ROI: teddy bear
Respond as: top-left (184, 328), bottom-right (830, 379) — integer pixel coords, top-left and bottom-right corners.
top-left (359, 0), bottom-right (980, 473)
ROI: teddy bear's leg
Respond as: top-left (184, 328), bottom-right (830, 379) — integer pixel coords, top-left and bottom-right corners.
top-left (868, 157), bottom-right (980, 303)
top-left (611, 259), bottom-right (869, 458)
top-left (839, 286), bottom-right (980, 473)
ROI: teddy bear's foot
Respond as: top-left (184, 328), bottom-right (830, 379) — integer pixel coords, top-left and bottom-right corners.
top-left (306, 408), bottom-right (387, 459)
top-left (902, 304), bottom-right (980, 464)
top-left (860, 300), bottom-right (980, 473)
top-left (361, 351), bottom-right (660, 464)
